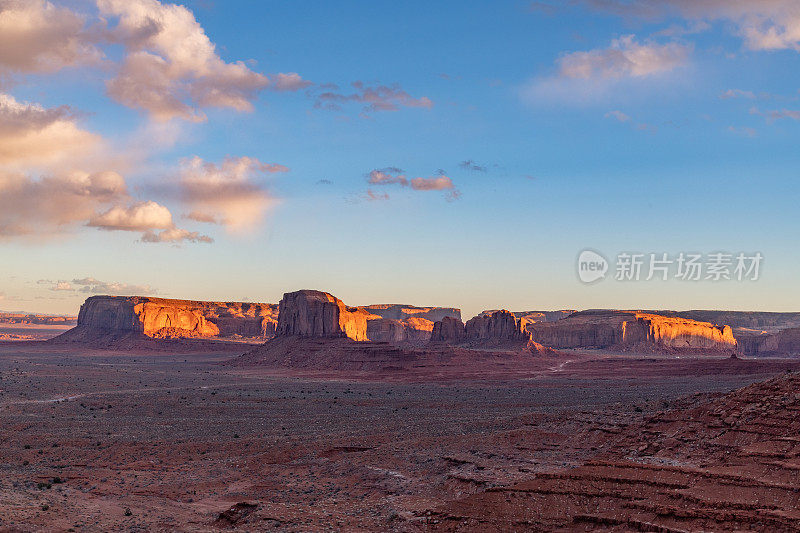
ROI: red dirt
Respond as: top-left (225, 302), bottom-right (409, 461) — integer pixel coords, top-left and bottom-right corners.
top-left (1, 340), bottom-right (799, 531)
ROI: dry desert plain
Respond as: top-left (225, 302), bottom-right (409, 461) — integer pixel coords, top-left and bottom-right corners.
top-left (2, 334), bottom-right (800, 531)
top-left (3, 291), bottom-right (800, 532)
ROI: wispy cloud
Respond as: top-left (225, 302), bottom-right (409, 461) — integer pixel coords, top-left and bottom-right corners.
top-left (750, 106), bottom-right (800, 121)
top-left (71, 277), bottom-right (156, 295)
top-left (365, 167), bottom-right (460, 201)
top-left (177, 156), bottom-right (286, 234)
top-left (523, 35), bottom-right (691, 105)
top-left (458, 160), bottom-right (488, 172)
top-left (311, 81), bottom-right (433, 114)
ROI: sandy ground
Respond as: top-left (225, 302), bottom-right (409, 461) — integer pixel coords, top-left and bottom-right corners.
top-left (0, 340), bottom-right (798, 531)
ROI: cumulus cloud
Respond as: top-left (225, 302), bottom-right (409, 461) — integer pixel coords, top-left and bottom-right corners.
top-left (87, 200), bottom-right (212, 244)
top-left (270, 72), bottom-right (313, 91)
top-left (71, 277), bottom-right (156, 295)
top-left (0, 169), bottom-right (127, 237)
top-left (312, 81), bottom-right (433, 114)
top-left (88, 200), bottom-right (173, 231)
top-left (0, 93), bottom-right (102, 169)
top-left (178, 156), bottom-right (285, 233)
top-left (0, 0), bottom-right (101, 77)
top-left (365, 168), bottom-right (461, 200)
top-left (98, 0), bottom-right (269, 121)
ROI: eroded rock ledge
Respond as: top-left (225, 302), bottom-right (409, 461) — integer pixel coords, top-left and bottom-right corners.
top-left (72, 295), bottom-right (278, 340)
top-left (528, 310), bottom-right (737, 353)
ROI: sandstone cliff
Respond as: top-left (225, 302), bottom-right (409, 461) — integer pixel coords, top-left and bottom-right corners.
top-left (529, 310), bottom-right (737, 353)
top-left (276, 290), bottom-right (370, 341)
top-left (430, 316), bottom-right (466, 344)
top-left (464, 310), bottom-right (530, 343)
top-left (69, 295), bottom-right (278, 340)
top-left (735, 327), bottom-right (800, 356)
top-left (366, 317), bottom-right (434, 344)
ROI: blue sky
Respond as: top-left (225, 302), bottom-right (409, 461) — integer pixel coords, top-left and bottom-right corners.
top-left (2, 0), bottom-right (799, 318)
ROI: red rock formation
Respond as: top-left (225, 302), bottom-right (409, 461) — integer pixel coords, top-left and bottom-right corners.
top-left (363, 304), bottom-right (461, 323)
top-left (276, 290), bottom-right (370, 341)
top-left (430, 316), bottom-right (466, 344)
top-left (366, 317), bottom-right (435, 344)
top-left (736, 326), bottom-right (800, 356)
top-left (70, 295), bottom-right (277, 340)
top-left (623, 313), bottom-right (736, 350)
top-left (530, 310), bottom-right (737, 353)
top-left (464, 310), bottom-right (530, 343)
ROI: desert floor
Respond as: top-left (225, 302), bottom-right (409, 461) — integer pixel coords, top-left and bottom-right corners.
top-left (1, 341), bottom-right (798, 532)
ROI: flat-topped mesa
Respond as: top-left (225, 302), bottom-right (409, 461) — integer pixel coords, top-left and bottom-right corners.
top-left (276, 290), bottom-right (370, 341)
top-left (464, 310), bottom-right (530, 343)
top-left (363, 304), bottom-right (461, 323)
top-left (73, 295), bottom-right (278, 339)
top-left (529, 310), bottom-right (737, 353)
top-left (622, 313), bottom-right (737, 350)
top-left (430, 316), bottom-right (466, 344)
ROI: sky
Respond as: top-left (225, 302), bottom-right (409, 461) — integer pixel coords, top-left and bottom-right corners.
top-left (1, 0), bottom-right (800, 319)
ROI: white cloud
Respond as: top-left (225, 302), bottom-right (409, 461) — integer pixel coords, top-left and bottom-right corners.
top-left (98, 0), bottom-right (269, 121)
top-left (557, 35), bottom-right (691, 80)
top-left (523, 35), bottom-right (691, 105)
top-left (0, 93), bottom-right (102, 169)
top-left (88, 200), bottom-right (173, 231)
top-left (0, 0), bottom-right (101, 77)
top-left (178, 156), bottom-right (285, 233)
top-left (270, 72), bottom-right (312, 91)
top-left (0, 170), bottom-right (127, 237)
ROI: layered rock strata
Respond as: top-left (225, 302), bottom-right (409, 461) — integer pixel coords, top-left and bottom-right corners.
top-left (70, 295), bottom-right (277, 339)
top-left (528, 310), bottom-right (737, 352)
top-left (276, 290), bottom-right (370, 341)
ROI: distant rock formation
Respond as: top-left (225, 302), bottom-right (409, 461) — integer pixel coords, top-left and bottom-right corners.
top-left (366, 317), bottom-right (434, 344)
top-left (735, 327), bottom-right (800, 356)
top-left (529, 310), bottom-right (737, 353)
top-left (363, 304), bottom-right (461, 323)
top-left (430, 316), bottom-right (466, 344)
top-left (465, 310), bottom-right (530, 343)
top-left (480, 310), bottom-right (575, 324)
top-left (276, 290), bottom-right (370, 341)
top-left (62, 295), bottom-right (278, 341)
